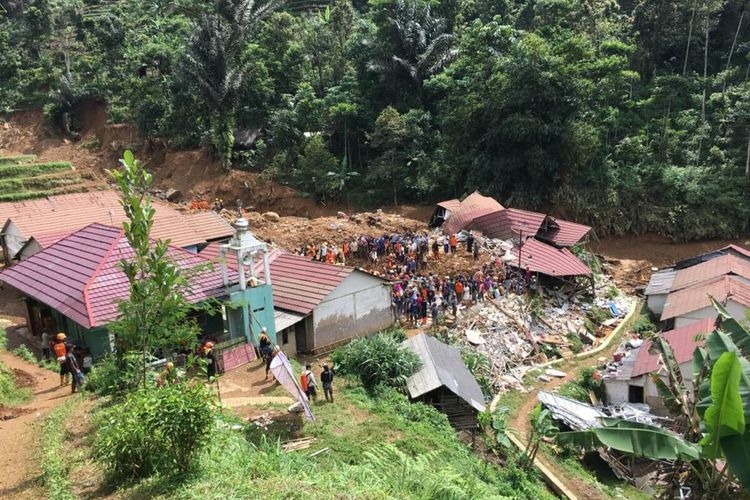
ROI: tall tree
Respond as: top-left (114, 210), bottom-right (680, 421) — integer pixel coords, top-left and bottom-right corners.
top-left (182, 0), bottom-right (281, 168)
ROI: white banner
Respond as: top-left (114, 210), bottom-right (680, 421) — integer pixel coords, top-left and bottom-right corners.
top-left (270, 352), bottom-right (314, 421)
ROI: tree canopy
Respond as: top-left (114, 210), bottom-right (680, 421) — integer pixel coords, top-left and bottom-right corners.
top-left (3, 0), bottom-right (750, 239)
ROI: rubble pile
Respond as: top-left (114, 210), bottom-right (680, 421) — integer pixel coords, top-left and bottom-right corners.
top-left (453, 273), bottom-right (631, 393)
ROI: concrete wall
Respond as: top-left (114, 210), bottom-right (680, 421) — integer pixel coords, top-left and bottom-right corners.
top-left (674, 300), bottom-right (746, 329)
top-left (311, 272), bottom-right (393, 350)
top-left (646, 293), bottom-right (667, 317)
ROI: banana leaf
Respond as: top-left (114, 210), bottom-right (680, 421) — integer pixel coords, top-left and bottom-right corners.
top-left (700, 351), bottom-right (745, 458)
top-left (721, 431), bottom-right (750, 492)
top-left (558, 419), bottom-right (700, 461)
top-left (712, 297), bottom-right (750, 358)
top-left (697, 331), bottom-right (750, 423)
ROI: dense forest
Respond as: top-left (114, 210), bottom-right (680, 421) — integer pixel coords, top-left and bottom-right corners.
top-left (2, 0), bottom-right (750, 240)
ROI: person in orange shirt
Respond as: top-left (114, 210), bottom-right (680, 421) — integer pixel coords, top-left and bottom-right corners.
top-left (449, 234), bottom-right (458, 254)
top-left (326, 249), bottom-right (335, 263)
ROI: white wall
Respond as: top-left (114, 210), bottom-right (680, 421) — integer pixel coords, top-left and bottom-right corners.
top-left (312, 272), bottom-right (393, 349)
top-left (647, 294), bottom-right (667, 317)
top-left (675, 300), bottom-right (746, 329)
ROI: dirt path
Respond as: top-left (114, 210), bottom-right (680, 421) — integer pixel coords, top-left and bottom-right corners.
top-left (505, 316), bottom-right (633, 500)
top-left (0, 352), bottom-right (71, 499)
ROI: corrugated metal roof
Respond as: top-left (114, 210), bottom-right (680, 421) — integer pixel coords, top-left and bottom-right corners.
top-left (436, 199), bottom-right (461, 211)
top-left (199, 243), bottom-right (358, 315)
top-left (0, 190), bottom-right (207, 249)
top-left (645, 269), bottom-right (676, 296)
top-left (536, 216), bottom-right (591, 247)
top-left (182, 211), bottom-right (234, 242)
top-left (538, 390), bottom-right (605, 430)
top-left (508, 238), bottom-right (592, 277)
top-left (0, 223), bottom-right (233, 329)
top-left (630, 318), bottom-right (712, 377)
top-left (470, 208), bottom-right (545, 241)
top-left (443, 192), bottom-right (504, 234)
top-left (661, 275), bottom-right (750, 321)
top-left (671, 254), bottom-right (750, 292)
top-left (402, 333), bottom-right (485, 412)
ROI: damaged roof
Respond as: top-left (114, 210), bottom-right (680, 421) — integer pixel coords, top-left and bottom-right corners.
top-left (402, 333), bottom-right (486, 413)
top-left (0, 223), bottom-right (233, 329)
top-left (645, 269), bottom-right (676, 296)
top-left (469, 208), bottom-right (545, 242)
top-left (442, 191), bottom-right (504, 235)
top-left (509, 238), bottom-right (592, 277)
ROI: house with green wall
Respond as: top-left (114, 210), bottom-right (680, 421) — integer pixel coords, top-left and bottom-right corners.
top-left (0, 222), bottom-right (274, 360)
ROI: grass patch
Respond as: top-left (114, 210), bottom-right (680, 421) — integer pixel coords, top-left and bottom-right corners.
top-left (0, 161), bottom-right (72, 179)
top-left (0, 173), bottom-right (83, 195)
top-left (0, 184), bottom-right (92, 202)
top-left (42, 399), bottom-right (78, 500)
top-left (101, 379), bottom-right (552, 499)
top-left (0, 361), bottom-right (32, 406)
top-left (0, 154), bottom-right (37, 166)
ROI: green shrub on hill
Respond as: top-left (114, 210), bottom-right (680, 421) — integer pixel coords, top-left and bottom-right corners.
top-left (331, 331), bottom-right (421, 392)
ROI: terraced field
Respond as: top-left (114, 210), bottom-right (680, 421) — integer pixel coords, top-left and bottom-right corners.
top-left (0, 155), bottom-right (105, 201)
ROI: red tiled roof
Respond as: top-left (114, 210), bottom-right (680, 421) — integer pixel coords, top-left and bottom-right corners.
top-left (671, 254), bottom-right (750, 292)
top-left (508, 238), bottom-right (592, 277)
top-left (199, 243), bottom-right (358, 315)
top-left (631, 318), bottom-right (713, 377)
top-left (437, 199), bottom-right (461, 211)
top-left (0, 223), bottom-right (233, 329)
top-left (0, 191), bottom-right (207, 249)
top-left (470, 208), bottom-right (545, 241)
top-left (443, 192), bottom-right (504, 234)
top-left (536, 216), bottom-right (591, 247)
top-left (661, 275), bottom-right (750, 321)
top-left (182, 211), bottom-right (234, 241)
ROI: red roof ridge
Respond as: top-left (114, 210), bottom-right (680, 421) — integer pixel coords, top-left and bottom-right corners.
top-left (81, 223), bottom-right (126, 327)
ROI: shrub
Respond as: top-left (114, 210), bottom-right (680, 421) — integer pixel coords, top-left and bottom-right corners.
top-left (331, 333), bottom-right (421, 392)
top-left (565, 332), bottom-right (584, 354)
top-left (0, 328), bottom-right (7, 350)
top-left (86, 353), bottom-right (147, 396)
top-left (94, 383), bottom-right (217, 481)
top-left (13, 344), bottom-right (36, 363)
top-left (0, 361), bottom-right (31, 405)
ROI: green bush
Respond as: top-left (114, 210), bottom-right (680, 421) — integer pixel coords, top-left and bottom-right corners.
top-left (86, 353), bottom-right (151, 397)
top-left (0, 361), bottom-right (31, 405)
top-left (331, 333), bottom-right (421, 392)
top-left (565, 332), bottom-right (584, 354)
top-left (13, 344), bottom-right (36, 363)
top-left (0, 327), bottom-right (6, 350)
top-left (94, 383), bottom-right (217, 481)
top-left (0, 155), bottom-right (37, 166)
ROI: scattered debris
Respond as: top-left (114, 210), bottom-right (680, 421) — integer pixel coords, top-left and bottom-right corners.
top-left (249, 413), bottom-right (274, 430)
top-left (263, 211), bottom-right (280, 222)
top-left (282, 437), bottom-right (317, 452)
top-left (545, 369), bottom-right (567, 378)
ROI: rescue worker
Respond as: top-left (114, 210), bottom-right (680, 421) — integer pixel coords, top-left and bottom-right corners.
top-left (53, 333), bottom-right (69, 386)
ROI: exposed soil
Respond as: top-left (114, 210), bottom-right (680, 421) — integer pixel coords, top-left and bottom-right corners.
top-left (0, 349), bottom-right (71, 499)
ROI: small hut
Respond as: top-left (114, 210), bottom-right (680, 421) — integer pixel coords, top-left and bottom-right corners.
top-left (402, 334), bottom-right (486, 431)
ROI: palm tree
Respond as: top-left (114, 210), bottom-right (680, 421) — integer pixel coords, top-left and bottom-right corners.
top-left (182, 0), bottom-right (282, 168)
top-left (369, 0), bottom-right (457, 87)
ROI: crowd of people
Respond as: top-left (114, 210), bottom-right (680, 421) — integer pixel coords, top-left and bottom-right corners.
top-left (295, 230), bottom-right (480, 274)
top-left (391, 261), bottom-right (535, 327)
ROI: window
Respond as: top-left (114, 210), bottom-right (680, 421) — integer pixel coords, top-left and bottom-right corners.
top-left (628, 385), bottom-right (644, 404)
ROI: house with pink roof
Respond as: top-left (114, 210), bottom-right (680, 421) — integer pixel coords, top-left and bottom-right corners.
top-left (602, 318), bottom-right (712, 414)
top-left (0, 223), bottom-right (237, 358)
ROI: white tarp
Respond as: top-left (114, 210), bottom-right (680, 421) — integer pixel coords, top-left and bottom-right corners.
top-left (270, 351), bottom-right (314, 421)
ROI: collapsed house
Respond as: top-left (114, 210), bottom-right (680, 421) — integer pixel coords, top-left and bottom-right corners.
top-left (645, 246), bottom-right (750, 328)
top-left (402, 333), bottom-right (486, 431)
top-left (434, 192), bottom-right (594, 289)
top-left (602, 318), bottom-right (711, 412)
top-left (0, 190), bottom-right (233, 264)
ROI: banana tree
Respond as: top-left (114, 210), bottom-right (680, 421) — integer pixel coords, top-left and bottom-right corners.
top-left (557, 298), bottom-right (750, 497)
